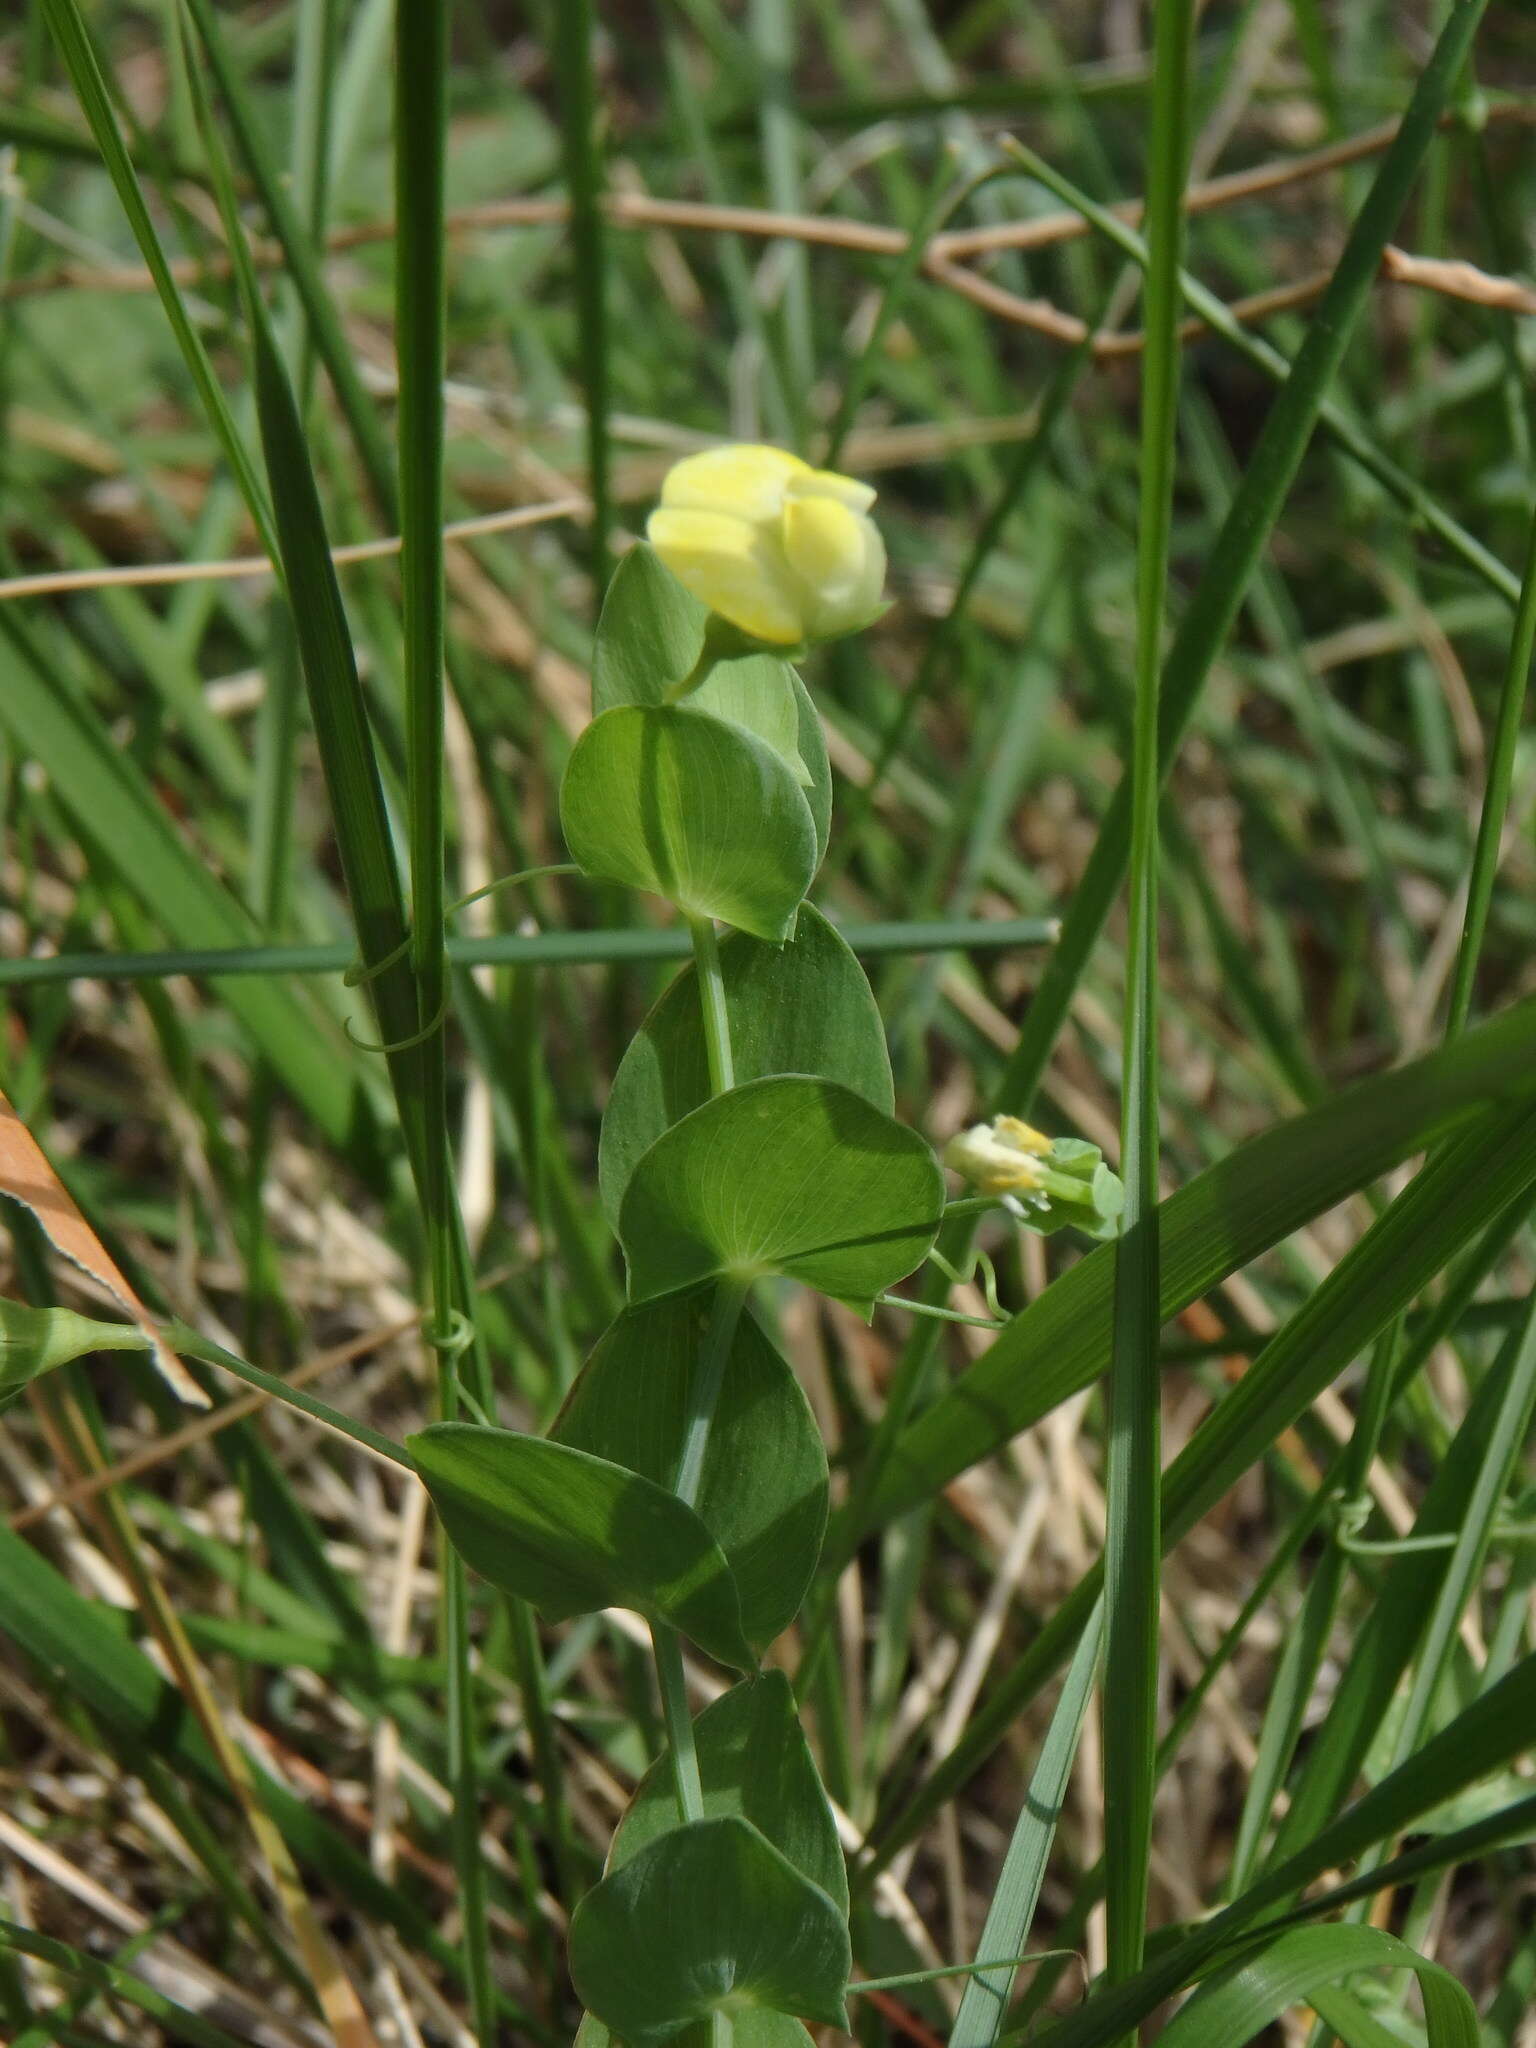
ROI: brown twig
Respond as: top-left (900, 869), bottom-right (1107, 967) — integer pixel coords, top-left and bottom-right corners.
top-left (1381, 242), bottom-right (1536, 315)
top-left (3, 106), bottom-right (1533, 612)
top-left (8, 102), bottom-right (1531, 305)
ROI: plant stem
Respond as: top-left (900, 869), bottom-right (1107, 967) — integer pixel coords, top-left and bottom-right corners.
top-left (167, 1323), bottom-right (415, 1468)
top-left (646, 907), bottom-right (746, 1832)
top-left (652, 1622), bottom-right (706, 1821)
top-left (0, 916), bottom-right (1060, 989)
top-left (395, 2), bottom-right (495, 2035)
top-left (673, 1276), bottom-right (752, 1509)
top-left (1446, 494), bottom-right (1536, 1038)
top-left (1102, 0), bottom-right (1194, 2008)
top-left (551, 0), bottom-right (610, 591)
top-left (687, 914), bottom-right (736, 1094)
top-left (663, 636), bottom-right (728, 704)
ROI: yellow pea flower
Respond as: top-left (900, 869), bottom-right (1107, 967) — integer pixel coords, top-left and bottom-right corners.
top-left (942, 1115), bottom-right (1053, 1197)
top-left (647, 443), bottom-right (886, 647)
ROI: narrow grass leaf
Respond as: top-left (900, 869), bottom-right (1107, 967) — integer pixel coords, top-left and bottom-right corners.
top-left (1151, 1927), bottom-right (1477, 2048)
top-left (0, 612), bottom-right (355, 1143)
top-left (865, 1098), bottom-right (1536, 1864)
top-left (38, 0), bottom-right (277, 558)
top-left (854, 994), bottom-right (1536, 1539)
top-left (951, 1605), bottom-right (1102, 2047)
top-left (1101, 0), bottom-right (1194, 1989)
top-left (994, 0), bottom-right (1494, 1119)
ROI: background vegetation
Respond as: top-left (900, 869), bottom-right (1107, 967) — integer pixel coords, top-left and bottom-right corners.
top-left (1, 1), bottom-right (1535, 2044)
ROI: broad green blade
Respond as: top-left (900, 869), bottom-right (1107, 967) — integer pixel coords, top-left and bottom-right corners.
top-left (599, 904), bottom-right (892, 1227)
top-left (1152, 1927), bottom-right (1476, 2048)
top-left (619, 1075), bottom-right (943, 1311)
top-left (610, 1672), bottom-right (846, 1912)
top-left (410, 1423), bottom-right (756, 1670)
top-left (569, 1816), bottom-right (850, 2045)
top-left (852, 996), bottom-right (1536, 1540)
top-left (552, 1296), bottom-right (828, 1650)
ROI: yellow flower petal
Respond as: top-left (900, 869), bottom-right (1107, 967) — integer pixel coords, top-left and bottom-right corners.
top-left (780, 495), bottom-right (885, 636)
top-left (993, 1115), bottom-right (1051, 1156)
top-left (658, 444), bottom-right (810, 523)
top-left (942, 1123), bottom-right (1046, 1196)
top-left (780, 495), bottom-right (868, 587)
top-left (788, 468), bottom-right (878, 514)
top-left (646, 507), bottom-right (805, 644)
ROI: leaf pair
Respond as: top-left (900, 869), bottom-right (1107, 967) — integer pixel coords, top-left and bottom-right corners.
top-left (572, 1675), bottom-right (849, 2045)
top-left (410, 1291), bottom-right (827, 1670)
top-left (561, 546), bottom-right (831, 939)
top-left (604, 907), bottom-right (941, 1315)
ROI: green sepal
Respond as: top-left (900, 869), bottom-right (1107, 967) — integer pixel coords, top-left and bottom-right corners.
top-left (1024, 1137), bottom-right (1126, 1241)
top-left (0, 1297), bottom-right (150, 1413)
top-left (594, 542), bottom-right (814, 753)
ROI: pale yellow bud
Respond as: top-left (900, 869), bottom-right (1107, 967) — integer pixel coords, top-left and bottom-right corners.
top-left (647, 443), bottom-right (886, 646)
top-left (943, 1116), bottom-right (1052, 1197)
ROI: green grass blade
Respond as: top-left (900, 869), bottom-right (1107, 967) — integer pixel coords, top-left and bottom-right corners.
top-left (860, 1093), bottom-right (1536, 1868)
top-left (552, 0), bottom-right (610, 583)
top-left (0, 1523), bottom-right (479, 1993)
top-left (247, 312), bottom-right (420, 1078)
top-left (1007, 142), bottom-right (1521, 614)
top-left (1101, 0), bottom-right (1193, 1993)
top-left (751, 0), bottom-right (814, 432)
top-left (0, 917), bottom-right (1061, 989)
top-left (1261, 1273), bottom-right (1536, 1876)
top-left (177, 0), bottom-right (398, 519)
top-left (992, 0), bottom-right (1493, 1121)
top-left (0, 1921), bottom-right (257, 2048)
top-left (0, 609), bottom-right (355, 1142)
top-left (951, 1605), bottom-right (1103, 2047)
top-left (393, 3), bottom-right (497, 2036)
top-left (38, 0), bottom-right (278, 562)
top-left (1446, 494), bottom-right (1536, 1033)
top-left (1023, 1648), bottom-right (1536, 2048)
top-left (1150, 1927), bottom-right (1477, 2048)
top-left (849, 993), bottom-right (1536, 1541)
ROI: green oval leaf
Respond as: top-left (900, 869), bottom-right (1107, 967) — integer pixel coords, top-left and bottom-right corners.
top-left (592, 543), bottom-right (820, 809)
top-left (610, 1672), bottom-right (846, 1914)
top-left (407, 1425), bottom-right (753, 1670)
top-left (599, 904), bottom-right (892, 1229)
top-left (560, 704), bottom-right (817, 940)
top-left (578, 2006), bottom-right (812, 2048)
top-left (569, 1815), bottom-right (850, 2046)
top-left (593, 542), bottom-right (712, 713)
top-left (552, 1297), bottom-right (827, 1649)
top-left (619, 1076), bottom-right (944, 1312)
